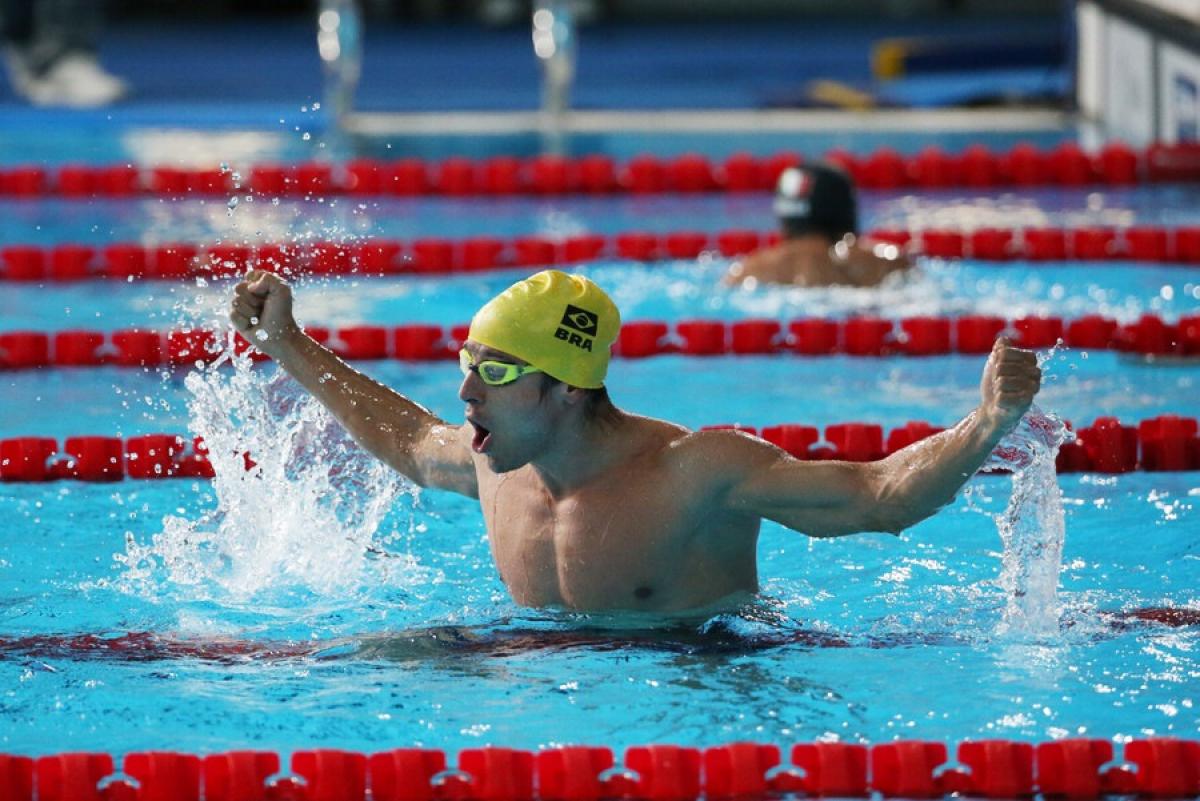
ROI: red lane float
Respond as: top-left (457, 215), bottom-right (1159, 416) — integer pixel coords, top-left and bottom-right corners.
top-left (3, 740), bottom-right (1197, 801)
top-left (616, 322), bottom-right (672, 358)
top-left (0, 435), bottom-right (214, 482)
top-left (625, 746), bottom-right (700, 801)
top-left (6, 143), bottom-right (1200, 201)
top-left (701, 743), bottom-right (780, 799)
top-left (2, 221), bottom-right (1200, 282)
top-left (3, 313), bottom-right (1199, 371)
top-left (202, 751), bottom-right (280, 801)
top-left (0, 437), bottom-right (56, 482)
top-left (790, 319), bottom-right (840, 355)
top-left (870, 741), bottom-right (948, 798)
top-left (761, 425), bottom-right (820, 459)
top-left (1035, 739), bottom-right (1118, 799)
top-left (536, 747), bottom-right (613, 801)
top-left (289, 750), bottom-right (367, 801)
top-left (899, 317), bottom-right (951, 355)
top-left (368, 749), bottom-right (446, 801)
top-left (3, 416), bottom-right (1194, 482)
top-left (790, 742), bottom-right (868, 796)
top-left (33, 752), bottom-right (114, 801)
top-left (120, 751), bottom-right (201, 801)
top-left (0, 332), bottom-right (49, 368)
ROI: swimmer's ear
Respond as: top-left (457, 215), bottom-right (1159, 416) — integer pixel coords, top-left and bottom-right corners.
top-left (560, 384), bottom-right (587, 406)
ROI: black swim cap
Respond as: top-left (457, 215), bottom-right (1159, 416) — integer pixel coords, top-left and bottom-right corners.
top-left (773, 162), bottom-right (857, 241)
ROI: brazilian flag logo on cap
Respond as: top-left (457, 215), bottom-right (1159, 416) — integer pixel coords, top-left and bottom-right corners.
top-left (560, 304), bottom-right (599, 336)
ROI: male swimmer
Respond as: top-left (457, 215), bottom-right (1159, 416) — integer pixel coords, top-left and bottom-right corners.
top-left (726, 162), bottom-right (911, 288)
top-left (230, 269), bottom-right (1040, 615)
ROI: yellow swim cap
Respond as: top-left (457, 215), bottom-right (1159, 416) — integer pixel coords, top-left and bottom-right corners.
top-left (468, 270), bottom-right (621, 389)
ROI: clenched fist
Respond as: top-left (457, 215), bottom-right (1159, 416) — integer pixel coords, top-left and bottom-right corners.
top-left (229, 270), bottom-right (300, 360)
top-left (978, 336), bottom-right (1042, 431)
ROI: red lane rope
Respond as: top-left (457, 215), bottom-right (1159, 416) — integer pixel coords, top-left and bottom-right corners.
top-left (1, 313), bottom-right (1197, 370)
top-left (2, 141), bottom-right (1200, 199)
top-left (0, 739), bottom-right (1198, 800)
top-left (1, 415), bottom-right (1196, 481)
top-left (1, 223), bottom-right (1199, 282)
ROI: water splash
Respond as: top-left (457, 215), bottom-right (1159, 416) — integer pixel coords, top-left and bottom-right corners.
top-left (983, 402), bottom-right (1071, 637)
top-left (116, 340), bottom-right (420, 605)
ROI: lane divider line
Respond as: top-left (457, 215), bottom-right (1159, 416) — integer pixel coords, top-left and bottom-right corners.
top-left (2, 140), bottom-right (1200, 199)
top-left (1, 415), bottom-right (1195, 481)
top-left (1, 313), bottom-right (1197, 369)
top-left (2, 739), bottom-right (1199, 799)
top-left (2, 223), bottom-right (1199, 282)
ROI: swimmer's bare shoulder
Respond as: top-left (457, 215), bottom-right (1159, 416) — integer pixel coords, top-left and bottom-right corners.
top-left (659, 425), bottom-right (886, 540)
top-left (728, 240), bottom-right (910, 288)
top-left (841, 240), bottom-right (911, 286)
top-left (725, 242), bottom-right (804, 286)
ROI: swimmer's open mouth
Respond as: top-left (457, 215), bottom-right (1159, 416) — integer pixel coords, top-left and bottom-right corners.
top-left (469, 421), bottom-right (492, 454)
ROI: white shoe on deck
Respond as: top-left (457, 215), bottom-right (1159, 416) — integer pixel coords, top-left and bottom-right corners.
top-left (4, 48), bottom-right (128, 108)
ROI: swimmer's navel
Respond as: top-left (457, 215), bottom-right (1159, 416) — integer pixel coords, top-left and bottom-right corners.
top-left (634, 586), bottom-right (654, 600)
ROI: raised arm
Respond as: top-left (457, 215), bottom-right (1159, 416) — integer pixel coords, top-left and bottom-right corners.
top-left (229, 270), bottom-right (479, 498)
top-left (715, 337), bottom-right (1041, 537)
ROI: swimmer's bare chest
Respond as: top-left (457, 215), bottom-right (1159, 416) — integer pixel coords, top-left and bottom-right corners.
top-left (477, 468), bottom-right (760, 612)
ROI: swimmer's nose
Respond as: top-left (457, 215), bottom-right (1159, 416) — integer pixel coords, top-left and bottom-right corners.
top-left (458, 370), bottom-right (484, 404)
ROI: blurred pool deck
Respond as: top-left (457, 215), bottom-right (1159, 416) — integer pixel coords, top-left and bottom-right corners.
top-left (0, 14), bottom-right (1068, 120)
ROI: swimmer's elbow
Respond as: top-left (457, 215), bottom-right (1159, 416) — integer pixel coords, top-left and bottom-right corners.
top-left (860, 463), bottom-right (935, 534)
top-left (866, 490), bottom-right (930, 533)
top-left (397, 460), bottom-right (479, 499)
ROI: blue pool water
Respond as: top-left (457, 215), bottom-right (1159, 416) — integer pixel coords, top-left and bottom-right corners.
top-left (2, 132), bottom-right (1199, 756)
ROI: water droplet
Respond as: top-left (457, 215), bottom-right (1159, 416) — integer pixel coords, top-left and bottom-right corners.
top-left (227, 196), bottom-right (240, 211)
top-left (255, 330), bottom-right (269, 342)
top-left (302, 132), bottom-right (311, 141)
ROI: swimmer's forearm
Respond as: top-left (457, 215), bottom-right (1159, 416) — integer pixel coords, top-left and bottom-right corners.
top-left (271, 328), bottom-right (444, 469)
top-left (868, 408), bottom-right (1007, 532)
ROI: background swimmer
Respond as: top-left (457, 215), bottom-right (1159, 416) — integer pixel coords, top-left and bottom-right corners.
top-left (726, 162), bottom-right (911, 288)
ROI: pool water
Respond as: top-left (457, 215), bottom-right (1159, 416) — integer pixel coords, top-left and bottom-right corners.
top-left (2, 138), bottom-right (1199, 755)
top-left (1, 446), bottom-right (1197, 753)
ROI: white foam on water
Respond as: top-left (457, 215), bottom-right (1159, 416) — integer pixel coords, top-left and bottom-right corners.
top-left (983, 382), bottom-right (1072, 637)
top-left (114, 337), bottom-right (424, 607)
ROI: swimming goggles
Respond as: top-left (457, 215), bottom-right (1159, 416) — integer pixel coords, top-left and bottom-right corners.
top-left (459, 348), bottom-right (543, 387)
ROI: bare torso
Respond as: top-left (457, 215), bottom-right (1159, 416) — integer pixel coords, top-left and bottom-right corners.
top-left (728, 238), bottom-right (911, 288)
top-left (472, 417), bottom-right (760, 612)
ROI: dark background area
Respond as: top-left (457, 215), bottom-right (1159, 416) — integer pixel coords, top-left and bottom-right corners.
top-left (0, 0), bottom-right (1070, 132)
top-left (106, 0), bottom-right (1057, 22)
